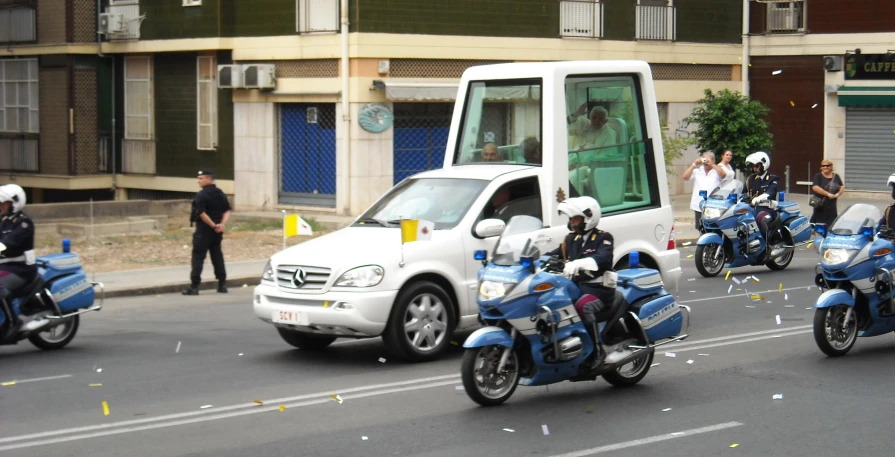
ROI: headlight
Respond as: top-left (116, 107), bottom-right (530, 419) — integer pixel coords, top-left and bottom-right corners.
top-left (478, 281), bottom-right (515, 301)
top-left (702, 207), bottom-right (722, 219)
top-left (261, 261), bottom-right (275, 282)
top-left (335, 265), bottom-right (384, 287)
top-left (821, 248), bottom-right (858, 266)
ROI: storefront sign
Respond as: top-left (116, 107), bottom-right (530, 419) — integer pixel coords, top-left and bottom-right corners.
top-left (845, 53), bottom-right (895, 80)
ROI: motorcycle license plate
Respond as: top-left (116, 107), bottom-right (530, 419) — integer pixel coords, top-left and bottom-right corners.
top-left (272, 309), bottom-right (305, 325)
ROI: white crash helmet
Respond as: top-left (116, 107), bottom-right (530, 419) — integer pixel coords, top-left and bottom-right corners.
top-left (0, 184), bottom-right (26, 213)
top-left (745, 151), bottom-right (770, 173)
top-left (558, 196), bottom-right (601, 232)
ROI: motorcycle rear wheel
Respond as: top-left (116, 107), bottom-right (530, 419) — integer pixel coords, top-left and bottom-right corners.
top-left (765, 248), bottom-right (794, 271)
top-left (813, 306), bottom-right (857, 357)
top-left (28, 316), bottom-right (79, 350)
top-left (602, 338), bottom-right (654, 387)
top-left (695, 243), bottom-right (724, 277)
top-left (461, 345), bottom-right (520, 407)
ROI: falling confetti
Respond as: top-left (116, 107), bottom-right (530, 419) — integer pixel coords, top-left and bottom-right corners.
top-left (772, 70), bottom-right (782, 75)
top-left (785, 305), bottom-right (794, 308)
top-left (690, 290), bottom-right (697, 293)
top-left (732, 277), bottom-right (741, 284)
top-left (698, 353), bottom-right (710, 356)
top-left (686, 360), bottom-right (694, 364)
top-left (725, 270), bottom-right (731, 280)
top-left (102, 401), bottom-right (110, 416)
top-left (176, 341), bottom-right (182, 354)
top-left (746, 305), bottom-right (756, 308)
top-left (455, 386), bottom-right (464, 390)
top-left (665, 352), bottom-right (676, 357)
top-left (779, 283), bottom-right (783, 292)
top-left (650, 363), bottom-right (661, 367)
top-left (200, 405), bottom-right (213, 409)
top-left (790, 101), bottom-right (795, 107)
top-left (330, 394), bottom-right (343, 404)
top-left (242, 284), bottom-right (248, 288)
top-left (2, 381), bottom-right (16, 386)
top-left (687, 254), bottom-right (694, 258)
top-left (728, 285), bottom-right (733, 294)
top-left (542, 424), bottom-right (550, 435)
top-left (807, 242), bottom-right (813, 249)
top-left (662, 408), bottom-right (672, 412)
top-left (812, 103), bottom-right (818, 108)
top-left (362, 436), bottom-right (369, 441)
top-left (730, 443), bottom-right (739, 448)
top-left (785, 293), bottom-right (789, 300)
top-left (682, 241), bottom-right (692, 246)
top-left (238, 353), bottom-right (244, 356)
top-left (688, 278), bottom-right (696, 281)
top-left (773, 394), bottom-right (783, 400)
top-left (96, 368), bottom-right (103, 373)
top-left (503, 428), bottom-right (515, 433)
top-left (254, 400), bottom-right (264, 405)
top-left (752, 276), bottom-right (760, 283)
top-left (775, 315), bottom-right (782, 325)
top-left (278, 405), bottom-right (286, 412)
top-left (378, 357), bottom-right (386, 363)
top-left (89, 383), bottom-right (102, 387)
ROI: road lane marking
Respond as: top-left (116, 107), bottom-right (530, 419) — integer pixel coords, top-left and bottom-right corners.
top-left (0, 373), bottom-right (460, 446)
top-left (0, 379), bottom-right (461, 451)
top-left (547, 421), bottom-right (744, 457)
top-left (666, 325), bottom-right (812, 349)
top-left (667, 329), bottom-right (812, 353)
top-left (0, 374), bottom-right (73, 385)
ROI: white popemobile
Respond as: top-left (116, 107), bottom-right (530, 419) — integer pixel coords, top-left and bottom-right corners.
top-left (254, 60), bottom-right (682, 361)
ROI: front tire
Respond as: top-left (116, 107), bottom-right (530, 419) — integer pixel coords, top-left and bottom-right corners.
top-left (28, 316), bottom-right (79, 350)
top-left (461, 345), bottom-right (520, 407)
top-left (695, 243), bottom-right (724, 277)
top-left (813, 306), bottom-right (857, 357)
top-left (383, 281), bottom-right (455, 362)
top-left (276, 328), bottom-right (337, 350)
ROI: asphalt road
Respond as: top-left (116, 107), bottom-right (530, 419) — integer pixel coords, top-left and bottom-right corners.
top-left (4, 248), bottom-right (895, 457)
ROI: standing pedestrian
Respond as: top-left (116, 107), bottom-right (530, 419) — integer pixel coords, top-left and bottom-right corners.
top-left (717, 149), bottom-right (735, 185)
top-left (682, 152), bottom-right (721, 233)
top-left (183, 169), bottom-right (232, 295)
top-left (809, 160), bottom-right (844, 232)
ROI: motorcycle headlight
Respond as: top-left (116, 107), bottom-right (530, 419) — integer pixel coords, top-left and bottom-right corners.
top-left (261, 261), bottom-right (275, 282)
top-left (702, 207), bottom-right (722, 220)
top-left (821, 248), bottom-right (858, 266)
top-left (478, 280), bottom-right (515, 301)
top-left (335, 265), bottom-right (384, 287)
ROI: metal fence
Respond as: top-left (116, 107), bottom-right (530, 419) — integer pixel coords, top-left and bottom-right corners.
top-left (635, 5), bottom-right (676, 41)
top-left (560, 0), bottom-right (603, 38)
top-left (392, 103), bottom-right (453, 184)
top-left (279, 103), bottom-right (338, 207)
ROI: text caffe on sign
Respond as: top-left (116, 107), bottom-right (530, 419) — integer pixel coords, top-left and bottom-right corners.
top-left (845, 53), bottom-right (895, 80)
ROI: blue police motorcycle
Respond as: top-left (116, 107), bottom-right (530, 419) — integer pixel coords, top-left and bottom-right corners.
top-left (461, 216), bottom-right (691, 406)
top-left (695, 179), bottom-right (812, 278)
top-left (812, 203), bottom-right (895, 357)
top-left (0, 243), bottom-right (103, 350)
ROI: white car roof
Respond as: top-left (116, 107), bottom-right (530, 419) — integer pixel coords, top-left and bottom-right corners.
top-left (409, 164), bottom-right (532, 181)
top-left (460, 60), bottom-right (653, 81)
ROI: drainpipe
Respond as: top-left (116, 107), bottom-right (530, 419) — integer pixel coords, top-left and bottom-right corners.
top-left (741, 0), bottom-right (750, 96)
top-left (339, 0), bottom-right (351, 215)
top-left (96, 0), bottom-right (103, 57)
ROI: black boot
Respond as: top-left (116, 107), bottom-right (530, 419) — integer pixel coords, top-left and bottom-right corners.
top-left (182, 286), bottom-right (199, 296)
top-left (217, 281), bottom-right (228, 293)
top-left (587, 322), bottom-right (606, 373)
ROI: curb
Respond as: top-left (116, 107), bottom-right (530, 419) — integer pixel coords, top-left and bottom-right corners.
top-left (104, 276), bottom-right (261, 298)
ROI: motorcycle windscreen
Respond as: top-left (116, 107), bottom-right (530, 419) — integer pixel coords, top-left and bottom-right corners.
top-left (49, 274), bottom-right (95, 313)
top-left (636, 294), bottom-right (683, 342)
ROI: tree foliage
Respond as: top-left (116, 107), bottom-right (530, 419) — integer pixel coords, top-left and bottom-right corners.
top-left (683, 89), bottom-right (774, 172)
top-left (660, 126), bottom-right (697, 175)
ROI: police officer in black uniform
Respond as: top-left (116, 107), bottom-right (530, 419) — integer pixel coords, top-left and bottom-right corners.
top-left (0, 184), bottom-right (42, 339)
top-left (743, 151), bottom-right (784, 253)
top-left (547, 196), bottom-right (617, 371)
top-left (183, 170), bottom-right (232, 295)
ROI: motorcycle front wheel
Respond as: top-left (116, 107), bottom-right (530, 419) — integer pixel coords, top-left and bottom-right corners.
top-left (461, 345), bottom-right (520, 407)
top-left (813, 305), bottom-right (857, 357)
top-left (695, 243), bottom-right (724, 277)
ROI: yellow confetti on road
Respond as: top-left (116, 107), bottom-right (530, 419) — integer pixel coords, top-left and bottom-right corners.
top-left (687, 254), bottom-right (694, 258)
top-left (730, 443), bottom-right (739, 448)
top-left (89, 383), bottom-right (102, 387)
top-left (779, 283), bottom-right (783, 292)
top-left (330, 394), bottom-right (343, 404)
top-left (1, 381), bottom-right (15, 386)
top-left (102, 401), bottom-right (110, 416)
top-left (807, 241), bottom-right (813, 249)
top-left (725, 270), bottom-right (731, 280)
top-left (278, 405), bottom-right (286, 412)
top-left (254, 400), bottom-right (264, 405)
top-left (450, 341), bottom-right (459, 346)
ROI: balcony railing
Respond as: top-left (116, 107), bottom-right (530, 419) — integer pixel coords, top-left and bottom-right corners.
top-left (0, 137), bottom-right (38, 172)
top-left (766, 1), bottom-right (805, 33)
top-left (636, 5), bottom-right (676, 41)
top-left (0, 7), bottom-right (36, 43)
top-left (560, 0), bottom-right (604, 39)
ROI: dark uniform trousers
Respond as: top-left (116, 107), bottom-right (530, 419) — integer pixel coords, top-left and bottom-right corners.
top-left (191, 225), bottom-right (226, 288)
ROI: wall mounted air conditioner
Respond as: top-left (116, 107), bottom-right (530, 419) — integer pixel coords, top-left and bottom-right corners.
top-left (217, 65), bottom-right (245, 89)
top-left (823, 56), bottom-right (843, 72)
top-left (99, 13), bottom-right (126, 35)
top-left (243, 64), bottom-right (276, 89)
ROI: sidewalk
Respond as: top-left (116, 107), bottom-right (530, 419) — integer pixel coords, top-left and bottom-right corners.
top-left (95, 193), bottom-right (890, 298)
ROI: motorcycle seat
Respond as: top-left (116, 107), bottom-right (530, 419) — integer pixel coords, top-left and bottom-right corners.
top-left (11, 275), bottom-right (44, 300)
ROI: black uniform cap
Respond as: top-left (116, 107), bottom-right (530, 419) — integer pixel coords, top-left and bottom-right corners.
top-left (197, 169), bottom-right (214, 177)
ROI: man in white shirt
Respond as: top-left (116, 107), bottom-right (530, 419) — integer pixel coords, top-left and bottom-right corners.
top-left (682, 152), bottom-right (721, 232)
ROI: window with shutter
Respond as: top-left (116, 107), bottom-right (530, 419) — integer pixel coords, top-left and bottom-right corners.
top-left (297, 0), bottom-right (339, 33)
top-left (0, 58), bottom-right (39, 133)
top-left (197, 55), bottom-right (217, 150)
top-left (124, 56), bottom-right (153, 140)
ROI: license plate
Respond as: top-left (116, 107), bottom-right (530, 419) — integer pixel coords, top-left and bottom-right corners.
top-left (272, 309), bottom-right (304, 325)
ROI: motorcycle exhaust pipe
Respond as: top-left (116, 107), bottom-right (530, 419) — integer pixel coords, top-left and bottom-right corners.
top-left (45, 304), bottom-right (103, 320)
top-left (605, 346), bottom-right (655, 369)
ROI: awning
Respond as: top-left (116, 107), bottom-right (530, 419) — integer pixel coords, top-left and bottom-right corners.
top-left (373, 80), bottom-right (460, 101)
top-left (837, 86), bottom-right (895, 108)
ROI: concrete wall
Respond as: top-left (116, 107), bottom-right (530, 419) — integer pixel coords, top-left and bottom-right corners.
top-left (233, 102), bottom-right (277, 211)
top-left (347, 102), bottom-right (394, 215)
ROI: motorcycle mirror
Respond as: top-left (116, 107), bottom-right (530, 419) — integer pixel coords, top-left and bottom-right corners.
top-left (699, 190), bottom-right (708, 199)
top-left (473, 250), bottom-right (487, 261)
top-left (861, 226), bottom-right (874, 236)
top-left (815, 224), bottom-right (826, 235)
top-left (728, 194), bottom-right (737, 202)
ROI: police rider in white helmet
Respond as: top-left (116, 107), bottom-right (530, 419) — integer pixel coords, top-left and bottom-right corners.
top-left (0, 184), bottom-right (44, 340)
top-left (744, 151), bottom-right (785, 257)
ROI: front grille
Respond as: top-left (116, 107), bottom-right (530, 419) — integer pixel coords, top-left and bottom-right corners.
top-left (276, 265), bottom-right (332, 290)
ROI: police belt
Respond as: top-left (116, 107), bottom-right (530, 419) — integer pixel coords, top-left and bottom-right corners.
top-left (580, 273), bottom-right (607, 285)
top-left (0, 255), bottom-right (26, 264)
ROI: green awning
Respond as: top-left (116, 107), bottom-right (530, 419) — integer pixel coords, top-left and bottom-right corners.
top-left (838, 86), bottom-right (895, 108)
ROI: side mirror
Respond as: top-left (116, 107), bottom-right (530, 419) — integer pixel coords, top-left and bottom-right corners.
top-left (475, 219), bottom-right (506, 238)
top-left (815, 224), bottom-right (826, 235)
top-left (698, 190), bottom-right (708, 199)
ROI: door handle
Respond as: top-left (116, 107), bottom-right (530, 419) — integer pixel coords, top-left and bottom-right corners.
top-left (535, 236), bottom-right (552, 244)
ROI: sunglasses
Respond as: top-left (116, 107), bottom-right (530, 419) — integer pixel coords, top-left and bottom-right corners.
top-left (821, 164), bottom-right (832, 168)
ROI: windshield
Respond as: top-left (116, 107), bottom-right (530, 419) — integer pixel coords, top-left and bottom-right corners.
top-left (357, 178), bottom-right (489, 229)
top-left (709, 179), bottom-right (744, 200)
top-left (491, 215), bottom-right (544, 266)
top-left (829, 203), bottom-right (882, 236)
top-left (453, 79), bottom-right (543, 166)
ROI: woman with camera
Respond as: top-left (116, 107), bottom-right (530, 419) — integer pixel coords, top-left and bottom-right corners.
top-left (809, 160), bottom-right (844, 232)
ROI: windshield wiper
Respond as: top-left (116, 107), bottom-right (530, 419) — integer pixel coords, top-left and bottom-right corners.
top-left (356, 217), bottom-right (389, 227)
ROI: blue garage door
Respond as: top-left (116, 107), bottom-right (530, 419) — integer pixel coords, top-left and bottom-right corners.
top-left (393, 103), bottom-right (452, 184)
top-left (280, 103), bottom-right (337, 207)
